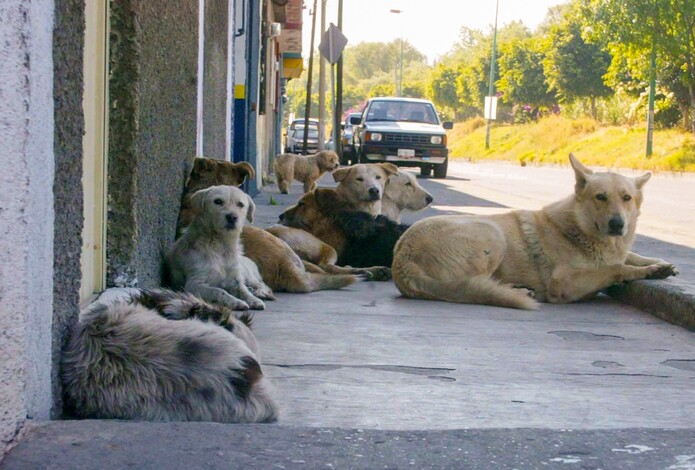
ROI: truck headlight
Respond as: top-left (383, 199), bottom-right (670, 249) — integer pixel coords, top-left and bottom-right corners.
top-left (430, 135), bottom-right (443, 145)
top-left (367, 132), bottom-right (382, 142)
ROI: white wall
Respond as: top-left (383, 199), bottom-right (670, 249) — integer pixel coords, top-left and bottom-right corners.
top-left (0, 0), bottom-right (55, 455)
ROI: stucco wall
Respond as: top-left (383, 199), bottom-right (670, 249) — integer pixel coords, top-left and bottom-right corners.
top-left (107, 0), bottom-right (199, 288)
top-left (0, 0), bottom-right (55, 454)
top-left (202, 0), bottom-right (229, 158)
top-left (52, 0), bottom-right (85, 419)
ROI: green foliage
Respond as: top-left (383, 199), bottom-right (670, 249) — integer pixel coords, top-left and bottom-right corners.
top-left (542, 6), bottom-right (612, 114)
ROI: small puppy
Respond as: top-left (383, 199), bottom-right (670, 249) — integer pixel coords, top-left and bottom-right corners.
top-left (274, 150), bottom-right (340, 194)
top-left (61, 288), bottom-right (278, 423)
top-left (168, 185), bottom-right (273, 311)
top-left (333, 163), bottom-right (399, 216)
top-left (382, 170), bottom-right (434, 222)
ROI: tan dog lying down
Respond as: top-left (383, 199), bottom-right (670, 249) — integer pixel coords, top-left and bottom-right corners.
top-left (381, 170), bottom-right (433, 222)
top-left (332, 163), bottom-right (399, 216)
top-left (274, 150), bottom-right (340, 194)
top-left (392, 154), bottom-right (678, 310)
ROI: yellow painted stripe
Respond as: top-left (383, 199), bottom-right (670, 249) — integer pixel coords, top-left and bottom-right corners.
top-left (234, 84), bottom-right (246, 99)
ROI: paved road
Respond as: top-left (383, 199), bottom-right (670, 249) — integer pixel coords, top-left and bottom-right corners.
top-left (4, 160), bottom-right (695, 469)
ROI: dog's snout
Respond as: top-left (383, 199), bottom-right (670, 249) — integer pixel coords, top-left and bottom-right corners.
top-left (225, 213), bottom-right (238, 228)
top-left (425, 195), bottom-right (434, 205)
top-left (608, 216), bottom-right (625, 235)
top-left (368, 186), bottom-right (381, 200)
top-left (278, 212), bottom-right (285, 222)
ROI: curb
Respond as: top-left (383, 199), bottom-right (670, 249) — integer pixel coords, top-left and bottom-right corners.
top-left (607, 279), bottom-right (695, 331)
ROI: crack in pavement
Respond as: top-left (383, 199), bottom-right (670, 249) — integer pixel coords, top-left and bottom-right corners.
top-left (268, 363), bottom-right (456, 377)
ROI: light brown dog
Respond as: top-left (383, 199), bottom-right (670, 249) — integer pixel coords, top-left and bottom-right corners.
top-left (332, 163), bottom-right (399, 216)
top-left (381, 170), bottom-right (433, 222)
top-left (177, 158), bottom-right (255, 237)
top-left (392, 154), bottom-right (678, 310)
top-left (241, 225), bottom-right (360, 292)
top-left (274, 150), bottom-right (340, 194)
top-left (266, 224), bottom-right (338, 265)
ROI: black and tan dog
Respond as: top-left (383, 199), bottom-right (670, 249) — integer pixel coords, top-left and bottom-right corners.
top-left (279, 187), bottom-right (409, 268)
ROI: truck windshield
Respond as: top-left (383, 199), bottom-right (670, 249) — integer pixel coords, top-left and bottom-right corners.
top-left (366, 101), bottom-right (439, 124)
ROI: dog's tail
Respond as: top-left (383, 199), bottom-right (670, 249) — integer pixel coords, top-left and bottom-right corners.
top-left (393, 258), bottom-right (538, 310)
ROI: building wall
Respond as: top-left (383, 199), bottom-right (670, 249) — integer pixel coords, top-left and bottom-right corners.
top-left (0, 0), bottom-right (55, 454)
top-left (202, 0), bottom-right (229, 159)
top-left (52, 0), bottom-right (85, 419)
top-left (107, 0), bottom-right (199, 289)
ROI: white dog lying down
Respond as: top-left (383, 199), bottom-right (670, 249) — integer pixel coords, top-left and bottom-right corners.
top-left (61, 288), bottom-right (278, 423)
top-left (167, 185), bottom-right (273, 310)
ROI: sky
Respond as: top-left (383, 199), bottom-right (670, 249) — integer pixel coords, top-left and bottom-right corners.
top-left (302, 0), bottom-right (568, 63)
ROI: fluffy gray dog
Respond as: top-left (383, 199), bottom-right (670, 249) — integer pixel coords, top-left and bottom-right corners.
top-left (61, 288), bottom-right (278, 423)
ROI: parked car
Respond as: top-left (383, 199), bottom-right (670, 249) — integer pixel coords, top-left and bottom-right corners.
top-left (285, 124), bottom-right (320, 154)
top-left (340, 112), bottom-right (362, 165)
top-left (351, 97), bottom-right (453, 178)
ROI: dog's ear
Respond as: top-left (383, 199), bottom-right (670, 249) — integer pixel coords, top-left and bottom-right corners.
top-left (245, 194), bottom-right (256, 223)
top-left (332, 167), bottom-right (350, 183)
top-left (380, 163), bottom-right (399, 176)
top-left (189, 187), bottom-right (211, 214)
top-left (634, 171), bottom-right (652, 190)
top-left (234, 162), bottom-right (256, 185)
top-left (569, 153), bottom-right (593, 193)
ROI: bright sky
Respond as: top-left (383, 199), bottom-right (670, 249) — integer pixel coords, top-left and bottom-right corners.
top-left (303, 0), bottom-right (568, 63)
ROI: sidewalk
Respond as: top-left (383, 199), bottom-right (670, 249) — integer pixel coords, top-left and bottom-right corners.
top-left (3, 177), bottom-right (695, 469)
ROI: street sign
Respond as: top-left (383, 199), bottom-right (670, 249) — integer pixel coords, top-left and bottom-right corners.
top-left (319, 23), bottom-right (348, 65)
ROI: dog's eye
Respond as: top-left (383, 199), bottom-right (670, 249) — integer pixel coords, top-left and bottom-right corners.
top-left (376, 175), bottom-right (382, 180)
top-left (622, 194), bottom-right (632, 202)
top-left (213, 198), bottom-right (224, 206)
top-left (595, 194), bottom-right (607, 202)
top-left (237, 202), bottom-right (245, 208)
top-left (297, 201), bottom-right (304, 207)
top-left (405, 182), bottom-right (412, 186)
top-left (356, 177), bottom-right (364, 182)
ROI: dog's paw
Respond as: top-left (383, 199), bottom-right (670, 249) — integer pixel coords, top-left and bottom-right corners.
top-left (645, 263), bottom-right (679, 280)
top-left (225, 298), bottom-right (249, 310)
top-left (246, 297), bottom-right (266, 310)
top-left (513, 286), bottom-right (536, 298)
top-left (363, 266), bottom-right (392, 281)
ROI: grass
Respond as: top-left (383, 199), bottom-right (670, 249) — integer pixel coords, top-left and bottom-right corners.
top-left (448, 115), bottom-right (695, 172)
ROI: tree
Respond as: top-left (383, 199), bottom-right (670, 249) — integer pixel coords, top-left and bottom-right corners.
top-left (497, 36), bottom-right (557, 118)
top-left (428, 65), bottom-right (459, 115)
top-left (581, 0), bottom-right (695, 133)
top-left (543, 8), bottom-right (612, 119)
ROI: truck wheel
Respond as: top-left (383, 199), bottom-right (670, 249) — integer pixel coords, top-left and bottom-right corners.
top-left (420, 165), bottom-right (432, 177)
top-left (433, 158), bottom-right (448, 179)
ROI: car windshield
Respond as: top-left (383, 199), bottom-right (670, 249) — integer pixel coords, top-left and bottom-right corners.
top-left (293, 127), bottom-right (318, 138)
top-left (366, 101), bottom-right (439, 124)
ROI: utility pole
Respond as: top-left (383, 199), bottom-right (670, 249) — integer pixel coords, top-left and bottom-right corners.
top-left (335, 0), bottom-right (344, 160)
top-left (302, 0), bottom-right (318, 154)
top-left (485, 0), bottom-right (500, 150)
top-left (646, 3), bottom-right (658, 158)
top-left (390, 9), bottom-right (403, 97)
top-left (318, 0), bottom-right (327, 150)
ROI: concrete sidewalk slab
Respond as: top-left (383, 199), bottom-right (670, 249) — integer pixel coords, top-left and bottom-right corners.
top-left (3, 421), bottom-right (695, 469)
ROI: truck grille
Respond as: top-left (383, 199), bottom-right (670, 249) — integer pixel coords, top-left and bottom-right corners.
top-left (384, 133), bottom-right (430, 145)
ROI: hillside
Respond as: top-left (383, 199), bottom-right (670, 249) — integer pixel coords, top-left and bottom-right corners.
top-left (448, 116), bottom-right (695, 173)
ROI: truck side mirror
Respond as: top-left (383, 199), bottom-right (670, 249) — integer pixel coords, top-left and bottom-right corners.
top-left (349, 115), bottom-right (362, 125)
top-left (443, 121), bottom-right (454, 130)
